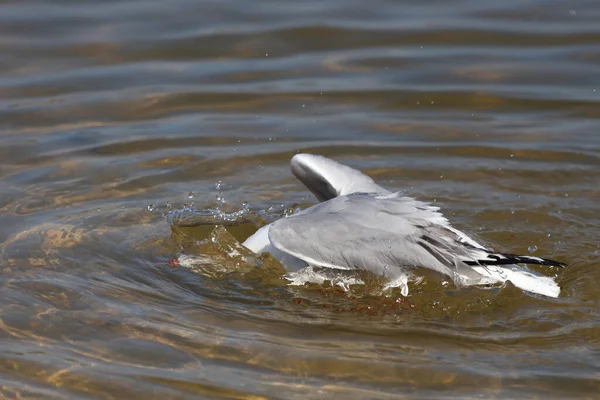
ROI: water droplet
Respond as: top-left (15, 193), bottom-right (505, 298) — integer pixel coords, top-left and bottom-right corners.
top-left (547, 233), bottom-right (551, 238)
top-left (147, 204), bottom-right (156, 212)
top-left (511, 209), bottom-right (515, 215)
top-left (528, 245), bottom-right (538, 253)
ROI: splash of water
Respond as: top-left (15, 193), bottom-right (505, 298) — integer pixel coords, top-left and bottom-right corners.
top-left (166, 200), bottom-right (251, 227)
top-left (148, 180), bottom-right (302, 228)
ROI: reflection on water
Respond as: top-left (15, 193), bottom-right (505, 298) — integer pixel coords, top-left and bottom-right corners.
top-left (1, 0), bottom-right (599, 398)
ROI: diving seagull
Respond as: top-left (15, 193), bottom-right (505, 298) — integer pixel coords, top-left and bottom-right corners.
top-left (241, 153), bottom-right (566, 298)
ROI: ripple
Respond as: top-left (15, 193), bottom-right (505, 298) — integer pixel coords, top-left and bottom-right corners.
top-left (1, 0), bottom-right (600, 398)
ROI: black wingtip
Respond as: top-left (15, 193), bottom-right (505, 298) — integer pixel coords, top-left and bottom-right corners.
top-left (464, 253), bottom-right (567, 268)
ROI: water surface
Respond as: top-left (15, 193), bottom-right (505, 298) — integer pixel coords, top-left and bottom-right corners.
top-left (1, 0), bottom-right (600, 398)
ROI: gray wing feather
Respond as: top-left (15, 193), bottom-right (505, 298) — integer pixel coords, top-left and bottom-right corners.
top-left (268, 192), bottom-right (476, 278)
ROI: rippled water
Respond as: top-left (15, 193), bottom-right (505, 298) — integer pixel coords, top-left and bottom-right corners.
top-left (1, 0), bottom-right (600, 398)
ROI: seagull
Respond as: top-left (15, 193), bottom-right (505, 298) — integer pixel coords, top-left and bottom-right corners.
top-left (241, 153), bottom-right (566, 298)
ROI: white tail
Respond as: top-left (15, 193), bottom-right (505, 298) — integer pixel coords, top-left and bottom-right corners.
top-left (469, 264), bottom-right (561, 298)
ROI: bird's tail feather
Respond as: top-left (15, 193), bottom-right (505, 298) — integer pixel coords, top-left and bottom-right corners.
top-left (468, 263), bottom-right (561, 298)
top-left (417, 233), bottom-right (565, 297)
top-left (457, 250), bottom-right (565, 298)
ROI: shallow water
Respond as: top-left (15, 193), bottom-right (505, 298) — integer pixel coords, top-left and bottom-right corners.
top-left (1, 0), bottom-right (600, 398)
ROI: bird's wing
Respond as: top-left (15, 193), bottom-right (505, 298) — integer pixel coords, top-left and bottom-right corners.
top-left (268, 192), bottom-right (465, 278)
top-left (268, 192), bottom-right (565, 297)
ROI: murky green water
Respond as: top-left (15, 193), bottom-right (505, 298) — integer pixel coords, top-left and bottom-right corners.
top-left (1, 1), bottom-right (599, 398)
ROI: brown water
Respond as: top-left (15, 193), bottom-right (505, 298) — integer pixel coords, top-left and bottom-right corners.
top-left (1, 0), bottom-right (600, 398)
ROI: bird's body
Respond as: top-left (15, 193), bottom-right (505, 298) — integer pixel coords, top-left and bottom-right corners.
top-left (241, 154), bottom-right (565, 297)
